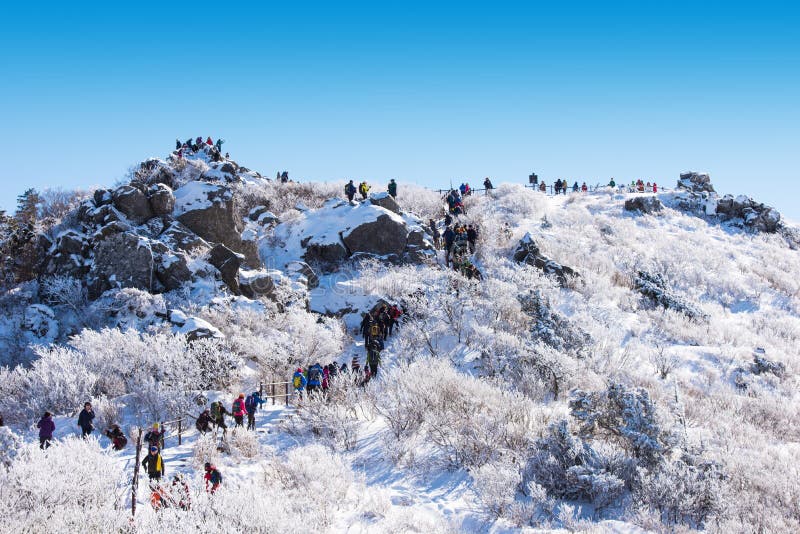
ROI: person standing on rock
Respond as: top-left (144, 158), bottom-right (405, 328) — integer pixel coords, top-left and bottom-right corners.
top-left (359, 181), bottom-right (370, 200)
top-left (77, 402), bottom-right (94, 438)
top-left (483, 177), bottom-right (493, 193)
top-left (37, 411), bottom-right (55, 449)
top-left (388, 179), bottom-right (397, 198)
top-left (345, 180), bottom-right (357, 202)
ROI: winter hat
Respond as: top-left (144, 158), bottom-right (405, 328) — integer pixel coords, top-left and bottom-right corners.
top-left (152, 423), bottom-right (159, 429)
top-left (239, 393), bottom-right (245, 399)
top-left (296, 367), bottom-right (302, 373)
top-left (150, 446), bottom-right (158, 453)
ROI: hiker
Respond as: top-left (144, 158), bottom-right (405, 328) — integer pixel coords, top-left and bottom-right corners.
top-left (77, 402), bottom-right (95, 438)
top-left (572, 182), bottom-right (579, 193)
top-left (581, 182), bottom-right (588, 192)
top-left (206, 136), bottom-right (213, 146)
top-left (389, 304), bottom-right (402, 334)
top-left (232, 394), bottom-right (247, 428)
top-left (196, 409), bottom-right (212, 434)
top-left (215, 138), bottom-right (224, 152)
top-left (142, 446), bottom-right (165, 480)
top-left (204, 462), bottom-right (222, 493)
top-left (245, 391), bottom-right (266, 431)
top-left (345, 180), bottom-right (356, 201)
top-left (539, 181), bottom-right (546, 193)
top-left (292, 367), bottom-right (307, 399)
top-left (351, 355), bottom-right (362, 376)
top-left (388, 179), bottom-right (397, 198)
top-left (609, 178), bottom-right (616, 188)
top-left (281, 171), bottom-right (289, 183)
top-left (483, 177), bottom-right (494, 192)
top-left (210, 401), bottom-right (229, 435)
top-left (443, 226), bottom-right (455, 265)
top-left (360, 312), bottom-right (374, 344)
top-left (459, 183), bottom-right (467, 196)
top-left (444, 212), bottom-right (453, 227)
top-left (37, 411), bottom-right (55, 449)
top-left (105, 424), bottom-right (127, 451)
top-left (378, 306), bottom-right (392, 340)
top-left (366, 338), bottom-right (383, 378)
top-left (466, 225), bottom-right (478, 254)
top-left (652, 182), bottom-right (658, 193)
top-left (150, 483), bottom-right (170, 511)
top-left (145, 423), bottom-right (166, 451)
top-left (307, 362), bottom-right (324, 395)
top-left (171, 475), bottom-right (191, 510)
top-left (358, 181), bottom-right (370, 200)
top-left (322, 364), bottom-right (331, 391)
top-left (175, 139), bottom-right (182, 150)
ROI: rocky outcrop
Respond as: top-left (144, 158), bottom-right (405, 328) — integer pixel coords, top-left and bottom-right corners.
top-left (208, 244), bottom-right (242, 294)
top-left (369, 192), bottom-right (401, 214)
top-left (238, 269), bottom-right (277, 299)
top-left (342, 214), bottom-right (409, 257)
top-left (174, 181), bottom-right (260, 267)
top-left (513, 233), bottom-right (578, 287)
top-left (89, 232), bottom-right (154, 298)
top-left (112, 185), bottom-right (153, 224)
top-left (147, 183), bottom-right (176, 216)
top-left (248, 206), bottom-right (278, 226)
top-left (286, 261), bottom-right (319, 289)
top-left (158, 220), bottom-right (209, 253)
top-left (678, 172), bottom-right (715, 193)
top-left (715, 195), bottom-right (781, 233)
top-left (303, 241), bottom-right (349, 265)
top-left (624, 196), bottom-right (663, 214)
top-left (167, 309), bottom-right (224, 342)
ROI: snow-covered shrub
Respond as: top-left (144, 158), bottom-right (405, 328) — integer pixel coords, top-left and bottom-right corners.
top-left (0, 426), bottom-right (23, 466)
top-left (472, 459), bottom-right (522, 519)
top-left (229, 428), bottom-right (261, 458)
top-left (570, 383), bottom-right (667, 467)
top-left (636, 454), bottom-right (726, 528)
top-left (192, 433), bottom-right (220, 469)
top-left (0, 437), bottom-right (128, 532)
top-left (522, 420), bottom-right (631, 510)
top-left (395, 183), bottom-right (445, 220)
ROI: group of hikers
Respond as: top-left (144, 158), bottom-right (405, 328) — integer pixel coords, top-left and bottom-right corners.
top-left (629, 179), bottom-right (658, 193)
top-left (344, 178), bottom-right (398, 202)
top-left (174, 136), bottom-right (228, 162)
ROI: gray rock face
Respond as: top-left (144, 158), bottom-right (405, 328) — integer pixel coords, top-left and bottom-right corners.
top-left (634, 271), bottom-right (704, 319)
top-left (239, 270), bottom-right (276, 299)
top-left (249, 206), bottom-right (279, 226)
top-left (677, 172), bottom-right (715, 193)
top-left (112, 185), bottom-right (153, 225)
top-left (716, 195), bottom-right (781, 233)
top-left (369, 193), bottom-right (401, 214)
top-left (92, 221), bottom-right (131, 241)
top-left (302, 241), bottom-right (349, 265)
top-left (93, 189), bottom-right (112, 207)
top-left (57, 230), bottom-right (86, 256)
top-left (150, 242), bottom-right (192, 291)
top-left (158, 220), bottom-right (209, 253)
top-left (342, 214), bottom-right (409, 257)
top-left (175, 183), bottom-right (241, 247)
top-left (513, 233), bottom-right (578, 288)
top-left (147, 183), bottom-right (176, 216)
top-left (89, 232), bottom-right (154, 298)
top-left (208, 244), bottom-right (242, 294)
top-left (624, 196), bottom-right (663, 214)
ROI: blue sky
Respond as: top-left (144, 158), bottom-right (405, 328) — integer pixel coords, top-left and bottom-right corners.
top-left (1, 1), bottom-right (798, 219)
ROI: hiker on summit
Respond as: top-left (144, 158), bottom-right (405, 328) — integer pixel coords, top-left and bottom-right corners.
top-left (388, 179), bottom-right (397, 198)
top-left (359, 181), bottom-right (370, 200)
top-left (581, 182), bottom-right (588, 192)
top-left (572, 182), bottom-right (579, 193)
top-left (345, 180), bottom-right (356, 201)
top-left (245, 391), bottom-right (266, 431)
top-left (539, 181), bottom-right (546, 193)
top-left (483, 177), bottom-right (494, 192)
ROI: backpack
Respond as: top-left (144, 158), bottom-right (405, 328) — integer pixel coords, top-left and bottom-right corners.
top-left (370, 324), bottom-right (380, 337)
top-left (245, 395), bottom-right (255, 412)
top-left (309, 367), bottom-right (322, 383)
top-left (210, 470), bottom-right (222, 485)
top-left (210, 401), bottom-right (221, 419)
top-left (293, 375), bottom-right (302, 389)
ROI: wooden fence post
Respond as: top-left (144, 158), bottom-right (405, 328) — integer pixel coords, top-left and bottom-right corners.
top-left (259, 382), bottom-right (263, 397)
top-left (178, 419), bottom-right (182, 446)
top-left (271, 382), bottom-right (275, 405)
top-left (285, 382), bottom-right (289, 406)
top-left (131, 428), bottom-right (143, 516)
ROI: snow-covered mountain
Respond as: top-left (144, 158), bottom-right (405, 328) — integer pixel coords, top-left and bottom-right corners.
top-left (0, 146), bottom-right (798, 533)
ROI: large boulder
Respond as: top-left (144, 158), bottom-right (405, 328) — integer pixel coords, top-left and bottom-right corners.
top-left (513, 233), bottom-right (578, 288)
top-left (303, 241), bottom-right (349, 265)
top-left (112, 185), bottom-right (154, 224)
top-left (677, 172), bottom-right (715, 193)
top-left (168, 310), bottom-right (224, 342)
top-left (286, 261), bottom-right (319, 289)
top-left (342, 214), bottom-right (409, 257)
top-left (624, 196), bottom-right (663, 214)
top-left (89, 232), bottom-right (154, 298)
top-left (159, 220), bottom-right (210, 253)
top-left (369, 192), bottom-right (401, 214)
top-left (238, 269), bottom-right (278, 299)
top-left (149, 241), bottom-right (192, 291)
top-left (174, 181), bottom-right (241, 245)
top-left (208, 244), bottom-right (242, 294)
top-left (147, 183), bottom-right (176, 216)
top-left (716, 194), bottom-right (781, 233)
top-left (56, 230), bottom-right (87, 256)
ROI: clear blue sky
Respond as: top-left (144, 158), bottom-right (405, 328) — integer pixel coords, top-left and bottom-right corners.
top-left (1, 1), bottom-right (798, 219)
